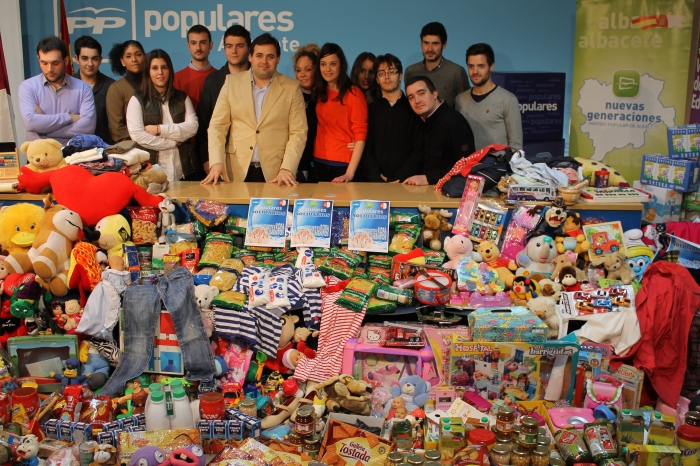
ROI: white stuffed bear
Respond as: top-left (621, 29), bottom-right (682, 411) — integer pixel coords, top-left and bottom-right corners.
top-left (194, 284), bottom-right (219, 338)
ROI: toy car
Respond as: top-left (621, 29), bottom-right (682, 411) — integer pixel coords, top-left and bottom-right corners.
top-left (608, 288), bottom-right (628, 297)
top-left (576, 301), bottom-right (595, 312)
top-left (593, 299), bottom-right (612, 308)
top-left (221, 382), bottom-right (244, 408)
top-left (589, 290), bottom-right (610, 299)
top-left (573, 291), bottom-right (591, 301)
top-left (382, 326), bottom-right (425, 347)
top-left (612, 296), bottom-right (631, 307)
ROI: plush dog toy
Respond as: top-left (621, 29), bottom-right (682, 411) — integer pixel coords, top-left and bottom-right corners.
top-left (591, 252), bottom-right (634, 285)
top-left (17, 165), bottom-right (163, 226)
top-left (4, 196), bottom-right (83, 296)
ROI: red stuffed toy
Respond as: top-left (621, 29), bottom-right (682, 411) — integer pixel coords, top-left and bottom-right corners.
top-left (17, 165), bottom-right (163, 226)
top-left (67, 242), bottom-right (102, 307)
top-left (0, 300), bottom-right (28, 346)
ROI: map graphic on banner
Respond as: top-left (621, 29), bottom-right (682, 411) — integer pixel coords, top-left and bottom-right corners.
top-left (570, 0), bottom-right (694, 183)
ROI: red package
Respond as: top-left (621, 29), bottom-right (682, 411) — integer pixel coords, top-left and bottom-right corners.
top-left (79, 395), bottom-right (113, 428)
top-left (128, 206), bottom-right (159, 245)
top-left (59, 385), bottom-right (84, 422)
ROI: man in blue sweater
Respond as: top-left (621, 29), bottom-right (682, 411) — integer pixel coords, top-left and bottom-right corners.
top-left (18, 36), bottom-right (96, 145)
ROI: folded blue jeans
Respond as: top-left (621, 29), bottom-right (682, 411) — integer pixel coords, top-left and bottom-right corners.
top-left (101, 267), bottom-right (215, 396)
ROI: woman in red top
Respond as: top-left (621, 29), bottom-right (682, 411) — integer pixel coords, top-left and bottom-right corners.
top-left (313, 43), bottom-right (368, 183)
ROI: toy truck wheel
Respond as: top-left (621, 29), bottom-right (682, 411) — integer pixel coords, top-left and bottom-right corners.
top-left (611, 245), bottom-right (619, 252)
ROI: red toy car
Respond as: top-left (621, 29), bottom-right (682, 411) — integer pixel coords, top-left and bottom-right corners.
top-left (221, 382), bottom-right (244, 408)
top-left (381, 326), bottom-right (426, 347)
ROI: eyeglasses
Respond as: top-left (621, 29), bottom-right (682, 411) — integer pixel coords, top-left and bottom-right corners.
top-left (376, 69), bottom-right (399, 78)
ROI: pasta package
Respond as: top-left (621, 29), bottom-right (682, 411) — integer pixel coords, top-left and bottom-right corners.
top-left (210, 259), bottom-right (244, 291)
top-left (366, 296), bottom-right (397, 315)
top-left (388, 224), bottom-right (421, 255)
top-left (199, 233), bottom-right (234, 268)
top-left (212, 291), bottom-right (247, 310)
top-left (225, 216), bottom-right (248, 235)
top-left (166, 232), bottom-right (198, 255)
top-left (336, 278), bottom-right (377, 312)
top-left (318, 419), bottom-right (394, 466)
top-left (186, 198), bottom-right (229, 227)
top-left (390, 211), bottom-right (421, 227)
top-left (128, 206), bottom-right (159, 245)
top-left (422, 247), bottom-right (447, 266)
top-left (319, 249), bottom-right (363, 280)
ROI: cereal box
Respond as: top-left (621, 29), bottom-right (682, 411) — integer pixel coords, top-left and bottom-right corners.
top-left (318, 419), bottom-right (394, 466)
top-left (449, 339), bottom-right (579, 403)
top-left (468, 306), bottom-right (548, 342)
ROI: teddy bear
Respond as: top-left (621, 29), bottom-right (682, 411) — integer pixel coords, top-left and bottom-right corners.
top-left (62, 300), bottom-right (83, 333)
top-left (472, 241), bottom-right (517, 287)
top-left (4, 195), bottom-right (83, 296)
top-left (390, 375), bottom-right (430, 412)
top-left (307, 374), bottom-right (372, 416)
top-left (537, 278), bottom-right (563, 302)
top-left (555, 213), bottom-right (590, 256)
top-left (551, 253), bottom-right (586, 282)
top-left (527, 295), bottom-right (559, 339)
top-left (591, 252), bottom-right (634, 285)
top-left (131, 169), bottom-right (169, 195)
top-left (442, 235), bottom-right (474, 269)
top-left (516, 235), bottom-right (558, 277)
top-left (20, 138), bottom-right (67, 173)
top-left (0, 203), bottom-right (45, 256)
top-left (418, 205), bottom-right (453, 251)
top-left (194, 284), bottom-right (219, 338)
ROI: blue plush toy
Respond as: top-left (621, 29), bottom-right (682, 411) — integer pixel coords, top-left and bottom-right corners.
top-left (50, 358), bottom-right (89, 388)
top-left (390, 375), bottom-right (430, 412)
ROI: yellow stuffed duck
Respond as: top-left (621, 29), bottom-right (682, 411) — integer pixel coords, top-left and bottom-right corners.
top-left (0, 203), bottom-right (45, 255)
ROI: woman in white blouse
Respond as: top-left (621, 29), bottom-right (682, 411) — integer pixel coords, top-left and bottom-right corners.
top-left (126, 49), bottom-right (203, 181)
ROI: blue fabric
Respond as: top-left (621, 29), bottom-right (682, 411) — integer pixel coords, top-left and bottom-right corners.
top-left (101, 267), bottom-right (215, 397)
top-left (67, 134), bottom-right (111, 150)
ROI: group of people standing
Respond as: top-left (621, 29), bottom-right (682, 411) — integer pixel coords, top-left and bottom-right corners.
top-left (18, 21), bottom-right (523, 187)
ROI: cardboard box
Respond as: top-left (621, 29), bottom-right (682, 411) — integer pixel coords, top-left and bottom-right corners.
top-left (353, 350), bottom-right (420, 393)
top-left (468, 307), bottom-right (548, 342)
top-left (633, 181), bottom-right (681, 223)
top-left (448, 339), bottom-right (579, 403)
top-left (626, 445), bottom-right (681, 466)
top-left (639, 154), bottom-right (700, 193)
top-left (417, 325), bottom-right (473, 388)
top-left (322, 413), bottom-right (385, 440)
top-left (602, 363), bottom-right (644, 410)
top-left (667, 124), bottom-right (700, 158)
top-left (119, 310), bottom-right (183, 375)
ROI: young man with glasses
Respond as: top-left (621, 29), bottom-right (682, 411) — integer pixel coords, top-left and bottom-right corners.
top-left (404, 22), bottom-right (469, 107)
top-left (361, 54), bottom-right (423, 182)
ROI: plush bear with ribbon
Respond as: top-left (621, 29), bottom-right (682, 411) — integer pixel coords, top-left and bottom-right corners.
top-left (17, 165), bottom-right (163, 227)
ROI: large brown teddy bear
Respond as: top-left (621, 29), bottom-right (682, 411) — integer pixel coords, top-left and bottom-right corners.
top-left (306, 374), bottom-right (372, 416)
top-left (591, 252), bottom-right (634, 285)
top-left (4, 196), bottom-right (83, 296)
top-left (20, 138), bottom-right (67, 173)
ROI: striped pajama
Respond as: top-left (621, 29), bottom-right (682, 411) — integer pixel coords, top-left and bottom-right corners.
top-left (292, 276), bottom-right (366, 383)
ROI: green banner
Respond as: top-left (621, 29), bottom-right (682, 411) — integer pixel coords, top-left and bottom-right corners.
top-left (570, 0), bottom-right (694, 183)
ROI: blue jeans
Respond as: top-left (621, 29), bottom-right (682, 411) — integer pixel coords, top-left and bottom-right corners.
top-left (101, 267), bottom-right (215, 397)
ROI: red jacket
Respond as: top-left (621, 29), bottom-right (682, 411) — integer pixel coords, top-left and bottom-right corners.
top-left (612, 262), bottom-right (700, 406)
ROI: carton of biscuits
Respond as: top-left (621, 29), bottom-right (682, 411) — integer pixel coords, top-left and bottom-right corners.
top-left (318, 419), bottom-right (395, 466)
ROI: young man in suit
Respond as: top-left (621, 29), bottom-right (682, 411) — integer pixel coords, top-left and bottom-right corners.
top-left (203, 33), bottom-right (307, 186)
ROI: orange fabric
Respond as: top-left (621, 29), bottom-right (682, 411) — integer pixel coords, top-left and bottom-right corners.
top-left (314, 86), bottom-right (368, 164)
top-left (173, 66), bottom-right (216, 111)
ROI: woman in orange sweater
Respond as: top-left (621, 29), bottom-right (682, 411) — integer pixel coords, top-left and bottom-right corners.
top-left (312, 43), bottom-right (368, 183)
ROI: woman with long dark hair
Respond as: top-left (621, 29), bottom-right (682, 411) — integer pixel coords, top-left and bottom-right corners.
top-left (292, 43), bottom-right (319, 182)
top-left (351, 52), bottom-right (377, 104)
top-left (312, 43), bottom-right (368, 183)
top-left (105, 40), bottom-right (146, 143)
top-left (126, 49), bottom-right (200, 181)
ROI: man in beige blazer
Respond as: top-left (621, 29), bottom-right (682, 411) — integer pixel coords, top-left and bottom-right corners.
top-left (202, 33), bottom-right (307, 186)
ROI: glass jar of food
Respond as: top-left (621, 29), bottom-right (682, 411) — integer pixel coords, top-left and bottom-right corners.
top-left (549, 457), bottom-right (566, 466)
top-left (512, 443), bottom-right (531, 466)
top-left (491, 443), bottom-right (512, 466)
top-left (531, 445), bottom-right (549, 466)
top-left (497, 406), bottom-right (515, 434)
top-left (519, 417), bottom-right (539, 446)
top-left (424, 450), bottom-right (441, 462)
top-left (392, 420), bottom-right (413, 452)
top-left (495, 431), bottom-right (513, 452)
top-left (406, 454), bottom-right (424, 465)
top-left (536, 434), bottom-right (551, 449)
top-left (295, 406), bottom-right (316, 436)
top-left (686, 411), bottom-right (700, 427)
top-left (289, 431), bottom-right (304, 454)
top-left (238, 398), bottom-right (257, 417)
top-left (304, 435), bottom-right (321, 458)
top-left (385, 452), bottom-right (405, 466)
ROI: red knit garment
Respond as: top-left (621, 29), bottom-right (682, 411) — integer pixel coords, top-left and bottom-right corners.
top-left (434, 144), bottom-right (509, 192)
top-left (173, 66), bottom-right (216, 111)
top-left (611, 261), bottom-right (700, 406)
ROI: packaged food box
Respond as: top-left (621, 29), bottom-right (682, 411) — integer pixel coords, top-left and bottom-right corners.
top-left (639, 155), bottom-right (700, 193)
top-left (625, 444), bottom-right (681, 466)
top-left (667, 124), bottom-right (700, 158)
top-left (318, 419), bottom-right (394, 466)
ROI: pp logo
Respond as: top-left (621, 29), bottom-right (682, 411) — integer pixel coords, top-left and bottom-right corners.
top-left (613, 70), bottom-right (640, 98)
top-left (68, 7), bottom-right (127, 35)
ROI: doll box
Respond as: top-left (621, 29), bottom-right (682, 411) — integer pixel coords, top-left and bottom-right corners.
top-left (353, 349), bottom-right (421, 393)
top-left (422, 325), bottom-right (473, 387)
top-left (7, 335), bottom-right (79, 378)
top-left (602, 363), bottom-right (644, 410)
top-left (467, 307), bottom-right (548, 342)
top-left (448, 339), bottom-right (579, 403)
